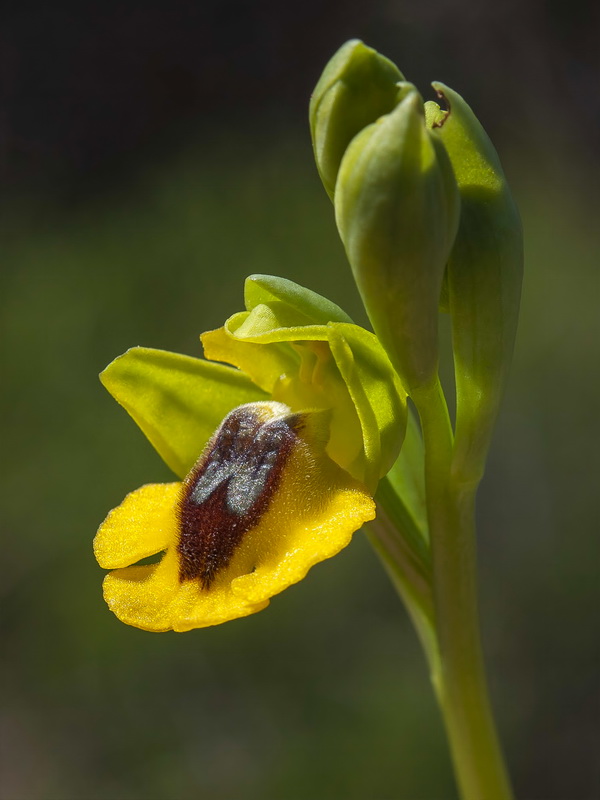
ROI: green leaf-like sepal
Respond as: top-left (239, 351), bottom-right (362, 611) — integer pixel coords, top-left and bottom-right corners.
top-left (101, 348), bottom-right (267, 478)
top-left (244, 274), bottom-right (353, 324)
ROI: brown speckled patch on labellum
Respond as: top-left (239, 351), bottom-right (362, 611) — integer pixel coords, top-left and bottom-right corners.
top-left (177, 406), bottom-right (305, 588)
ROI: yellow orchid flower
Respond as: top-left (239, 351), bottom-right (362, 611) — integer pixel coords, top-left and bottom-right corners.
top-left (94, 275), bottom-right (406, 632)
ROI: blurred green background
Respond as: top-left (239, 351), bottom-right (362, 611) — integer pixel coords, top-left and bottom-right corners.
top-left (1, 2), bottom-right (598, 799)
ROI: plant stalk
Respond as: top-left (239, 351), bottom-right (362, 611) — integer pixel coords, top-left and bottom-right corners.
top-left (412, 377), bottom-right (513, 800)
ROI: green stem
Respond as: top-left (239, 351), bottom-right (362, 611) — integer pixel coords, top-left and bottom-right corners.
top-left (367, 479), bottom-right (438, 667)
top-left (411, 377), bottom-right (513, 800)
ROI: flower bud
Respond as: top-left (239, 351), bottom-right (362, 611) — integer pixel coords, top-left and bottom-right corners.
top-left (425, 84), bottom-right (523, 485)
top-left (335, 87), bottom-right (460, 393)
top-left (309, 39), bottom-right (404, 201)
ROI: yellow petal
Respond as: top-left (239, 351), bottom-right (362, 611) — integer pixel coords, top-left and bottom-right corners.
top-left (94, 483), bottom-right (180, 569)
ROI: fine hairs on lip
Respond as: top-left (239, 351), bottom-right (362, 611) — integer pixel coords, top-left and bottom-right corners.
top-left (177, 406), bottom-right (304, 587)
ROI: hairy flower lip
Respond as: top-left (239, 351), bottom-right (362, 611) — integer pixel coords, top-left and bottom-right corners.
top-left (95, 401), bottom-right (376, 632)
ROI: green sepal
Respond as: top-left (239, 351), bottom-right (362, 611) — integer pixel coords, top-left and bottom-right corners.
top-left (328, 322), bottom-right (407, 488)
top-left (426, 83), bottom-right (523, 485)
top-left (335, 87), bottom-right (460, 392)
top-left (100, 347), bottom-right (267, 479)
top-left (227, 305), bottom-right (330, 342)
top-left (244, 274), bottom-right (353, 324)
top-left (309, 39), bottom-right (405, 201)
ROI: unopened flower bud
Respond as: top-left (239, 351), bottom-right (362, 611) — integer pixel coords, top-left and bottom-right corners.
top-left (425, 83), bottom-right (523, 485)
top-left (309, 39), bottom-right (404, 201)
top-left (335, 87), bottom-right (460, 393)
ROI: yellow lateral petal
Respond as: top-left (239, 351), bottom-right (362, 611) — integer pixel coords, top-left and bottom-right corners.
top-left (94, 483), bottom-right (180, 569)
top-left (201, 326), bottom-right (297, 393)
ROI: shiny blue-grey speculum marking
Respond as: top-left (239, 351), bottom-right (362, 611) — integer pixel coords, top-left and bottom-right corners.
top-left (178, 405), bottom-right (303, 586)
top-left (190, 414), bottom-right (296, 517)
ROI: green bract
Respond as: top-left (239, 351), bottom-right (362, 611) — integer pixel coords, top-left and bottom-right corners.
top-left (335, 87), bottom-right (460, 393)
top-left (425, 84), bottom-right (523, 484)
top-left (309, 39), bottom-right (404, 201)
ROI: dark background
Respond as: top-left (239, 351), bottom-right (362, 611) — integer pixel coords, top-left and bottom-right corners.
top-left (1, 1), bottom-right (599, 799)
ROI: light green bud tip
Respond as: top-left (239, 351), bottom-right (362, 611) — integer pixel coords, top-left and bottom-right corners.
top-left (309, 39), bottom-right (404, 201)
top-left (425, 83), bottom-right (523, 485)
top-left (335, 86), bottom-right (460, 393)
